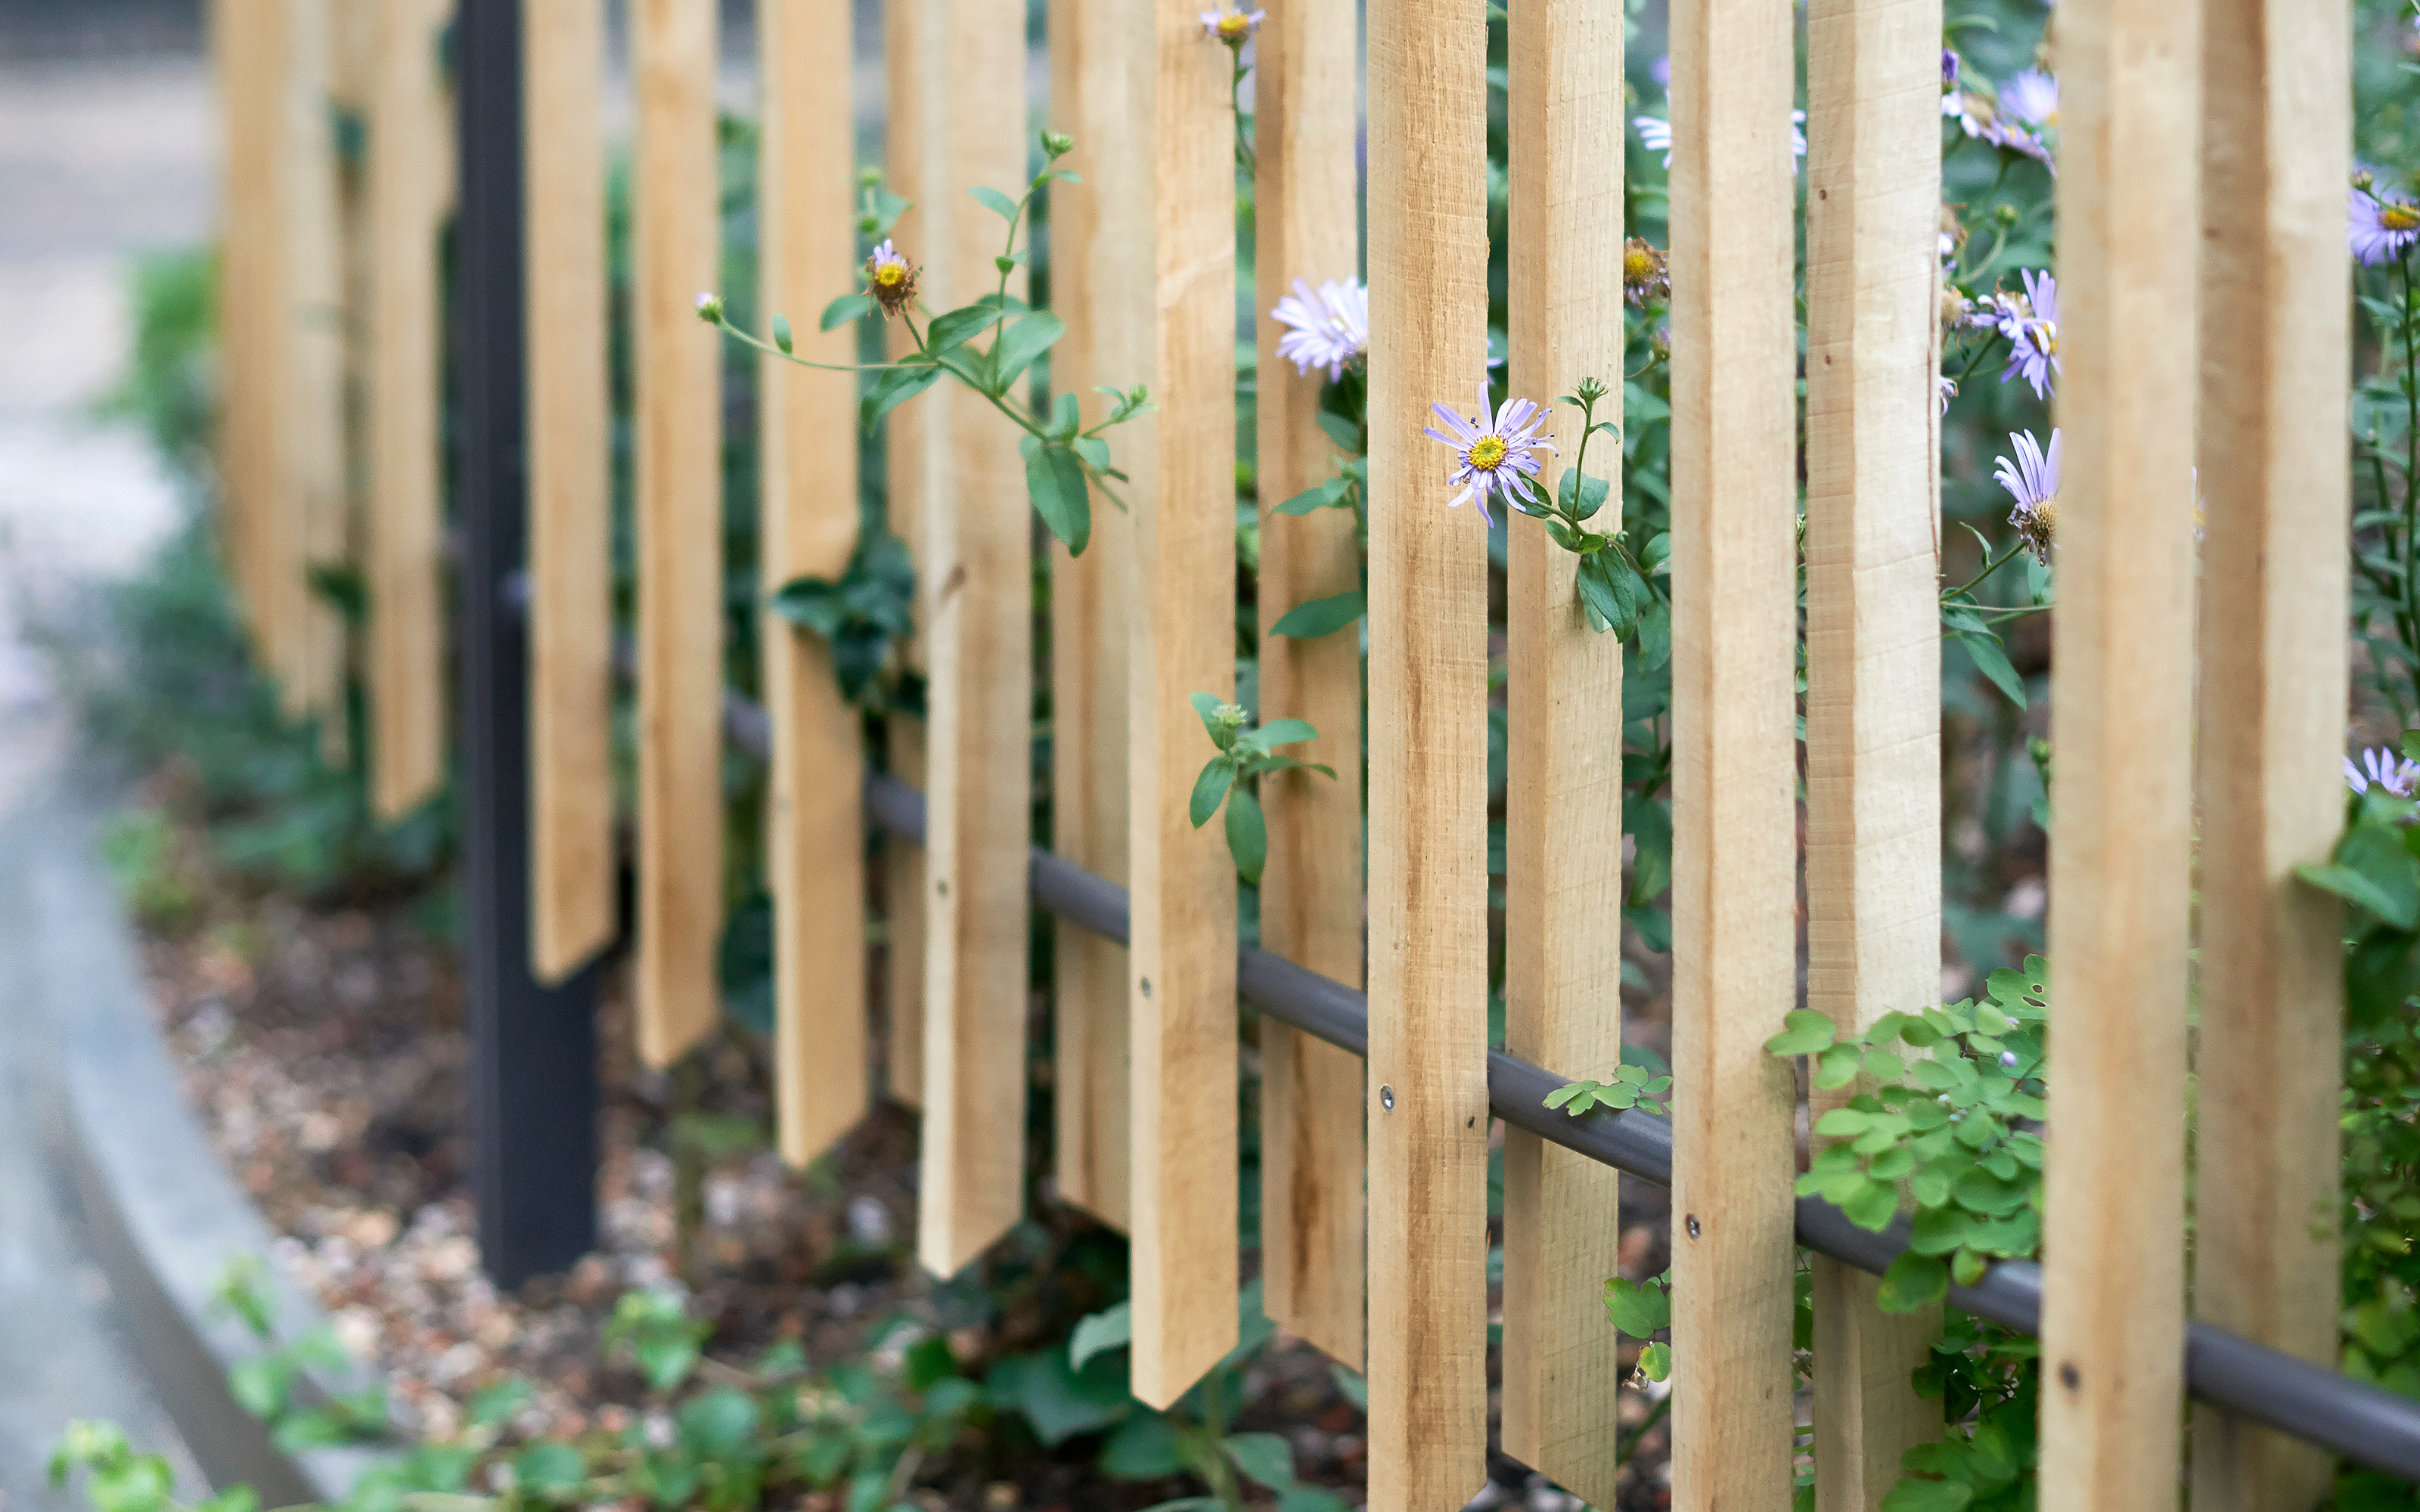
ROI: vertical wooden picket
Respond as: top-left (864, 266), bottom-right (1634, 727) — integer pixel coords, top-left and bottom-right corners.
top-left (1125, 0), bottom-right (1240, 1408)
top-left (913, 0), bottom-right (1033, 1277)
top-left (760, 0), bottom-right (873, 1165)
top-left (1802, 1), bottom-right (1944, 1505)
top-left (1498, 0), bottom-right (1624, 1493)
top-left (2038, 0), bottom-right (2201, 1504)
top-left (287, 0), bottom-right (350, 745)
top-left (882, 0), bottom-right (929, 1111)
top-left (632, 0), bottom-right (726, 1067)
top-left (2190, 2), bottom-right (2347, 1507)
top-left (1665, 0), bottom-right (1801, 1506)
top-left (526, 0), bottom-right (616, 973)
top-left (215, 0), bottom-right (276, 652)
top-left (1044, 0), bottom-right (1137, 1234)
top-left (369, 0), bottom-right (451, 822)
top-left (1252, 0), bottom-right (1363, 1365)
top-left (1365, 0), bottom-right (1491, 1495)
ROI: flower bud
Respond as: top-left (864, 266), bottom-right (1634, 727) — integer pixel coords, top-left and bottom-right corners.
top-left (1041, 129), bottom-right (1075, 160)
top-left (694, 292), bottom-right (724, 324)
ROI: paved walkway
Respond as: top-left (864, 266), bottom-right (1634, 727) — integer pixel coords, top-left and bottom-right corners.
top-left (0, 16), bottom-right (212, 1512)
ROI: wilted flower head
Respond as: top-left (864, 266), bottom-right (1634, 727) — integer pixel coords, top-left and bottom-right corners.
top-left (1423, 384), bottom-right (1556, 527)
top-left (2000, 268), bottom-right (2060, 400)
top-left (2000, 69), bottom-right (2059, 129)
top-left (1944, 88), bottom-right (2053, 171)
top-left (2346, 746), bottom-right (2420, 798)
top-left (865, 240), bottom-right (918, 317)
top-left (1621, 237), bottom-right (1671, 307)
top-left (1199, 5), bottom-right (1263, 43)
top-left (2352, 181), bottom-right (2420, 267)
top-left (1270, 276), bottom-right (1370, 380)
top-left (1993, 428), bottom-right (2061, 565)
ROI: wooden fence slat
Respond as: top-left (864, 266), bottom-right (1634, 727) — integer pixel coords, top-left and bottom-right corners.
top-left (1666, 0), bottom-right (1801, 1506)
top-left (882, 0), bottom-right (929, 1112)
top-left (1126, 0), bottom-right (1242, 1407)
top-left (525, 0), bottom-right (615, 971)
top-left (1802, 1), bottom-right (1944, 1504)
top-left (1252, 0), bottom-right (1363, 1365)
top-left (1044, 0), bottom-right (1137, 1238)
top-left (2189, 2), bottom-right (2347, 1507)
top-left (290, 0), bottom-right (349, 754)
top-left (631, 0), bottom-right (725, 1068)
top-left (1498, 0), bottom-right (1624, 1490)
top-left (1364, 0), bottom-right (1491, 1490)
top-left (215, 0), bottom-right (275, 651)
top-left (368, 0), bottom-right (451, 821)
top-left (913, 0), bottom-right (1033, 1276)
top-left (2038, 0), bottom-right (2201, 1502)
top-left (760, 0), bottom-right (872, 1165)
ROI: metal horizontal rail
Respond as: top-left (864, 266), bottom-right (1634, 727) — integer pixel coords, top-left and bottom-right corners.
top-left (687, 658), bottom-right (2420, 1479)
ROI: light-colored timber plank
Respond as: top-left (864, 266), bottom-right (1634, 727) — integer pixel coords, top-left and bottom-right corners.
top-left (1124, 0), bottom-right (1240, 1408)
top-left (2189, 3), bottom-right (2347, 1507)
top-left (631, 0), bottom-right (725, 1068)
top-left (1252, 0), bottom-right (1363, 1367)
top-left (1801, 1), bottom-right (1945, 1505)
top-left (1044, 0), bottom-right (1137, 1238)
top-left (2038, 0), bottom-right (2201, 1502)
top-left (288, 0), bottom-right (349, 753)
top-left (526, 0), bottom-right (616, 971)
top-left (368, 0), bottom-right (451, 821)
top-left (760, 0), bottom-right (873, 1166)
top-left (1364, 0), bottom-right (1491, 1493)
top-left (913, 0), bottom-right (1033, 1277)
top-left (1665, 0), bottom-right (1802, 1507)
top-left (881, 0), bottom-right (929, 1112)
top-left (1499, 0), bottom-right (1624, 1491)
top-left (214, 0), bottom-right (277, 648)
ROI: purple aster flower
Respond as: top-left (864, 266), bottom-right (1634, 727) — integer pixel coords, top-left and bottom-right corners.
top-left (1993, 428), bottom-right (2060, 564)
top-left (2000, 69), bottom-right (2059, 129)
top-left (1943, 48), bottom-right (1960, 88)
top-left (1938, 374), bottom-right (1959, 415)
top-left (1270, 276), bottom-right (1369, 380)
top-left (1200, 5), bottom-right (1262, 42)
top-left (865, 239), bottom-right (918, 316)
top-left (2352, 184), bottom-right (2420, 266)
top-left (2000, 268), bottom-right (2060, 400)
top-left (2346, 746), bottom-right (2420, 798)
top-left (1423, 384), bottom-right (1556, 527)
top-left (1650, 54), bottom-right (1671, 88)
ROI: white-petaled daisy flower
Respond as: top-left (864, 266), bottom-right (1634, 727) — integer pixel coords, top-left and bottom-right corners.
top-left (2000, 69), bottom-right (2059, 129)
top-left (1423, 384), bottom-right (1556, 527)
top-left (1199, 6), bottom-right (1263, 42)
top-left (2000, 268), bottom-right (2059, 400)
top-left (1632, 110), bottom-right (1807, 172)
top-left (1993, 427), bottom-right (2060, 565)
top-left (1270, 276), bottom-right (1370, 380)
top-left (2346, 746), bottom-right (2420, 798)
top-left (2352, 182), bottom-right (2420, 267)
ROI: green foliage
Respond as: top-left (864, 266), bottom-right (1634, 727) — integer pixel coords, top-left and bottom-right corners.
top-left (1543, 1061), bottom-right (1671, 1118)
top-left (1183, 694), bottom-right (1334, 885)
top-left (766, 529), bottom-right (922, 714)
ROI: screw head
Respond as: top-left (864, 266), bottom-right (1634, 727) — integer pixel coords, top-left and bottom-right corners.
top-left (1379, 1085), bottom-right (1395, 1111)
top-left (1139, 978), bottom-right (1153, 997)
top-left (1686, 1214), bottom-right (1701, 1239)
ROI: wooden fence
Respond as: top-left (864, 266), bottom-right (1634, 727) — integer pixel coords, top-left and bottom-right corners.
top-left (209, 0), bottom-right (2360, 1506)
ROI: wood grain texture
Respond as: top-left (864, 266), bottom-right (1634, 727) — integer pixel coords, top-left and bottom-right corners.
top-left (369, 0), bottom-right (451, 822)
top-left (287, 0), bottom-right (349, 739)
top-left (761, 0), bottom-right (872, 1166)
top-left (1801, 0), bottom-right (1944, 1504)
top-left (1044, 0), bottom-right (1138, 1234)
top-left (2039, 0), bottom-right (2201, 1503)
top-left (1665, 0), bottom-right (1801, 1507)
top-left (1364, 0), bottom-right (1491, 1492)
top-left (526, 0), bottom-right (616, 973)
top-left (2190, 2), bottom-right (2347, 1507)
top-left (912, 0), bottom-right (1033, 1278)
top-left (881, 0), bottom-right (929, 1112)
top-left (631, 0), bottom-right (725, 1069)
top-left (1124, 0), bottom-right (1239, 1408)
top-left (214, 0), bottom-right (276, 649)
top-left (1252, 0), bottom-right (1363, 1368)
top-left (1497, 0), bottom-right (1624, 1492)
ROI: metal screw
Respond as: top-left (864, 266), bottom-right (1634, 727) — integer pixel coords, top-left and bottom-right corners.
top-left (1686, 1214), bottom-right (1701, 1239)
top-left (1139, 978), bottom-right (1152, 997)
top-left (1379, 1085), bottom-right (1395, 1111)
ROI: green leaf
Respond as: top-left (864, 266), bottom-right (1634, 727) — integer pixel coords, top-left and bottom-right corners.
top-left (1025, 441), bottom-right (1094, 555)
top-left (985, 1350), bottom-right (1132, 1445)
top-left (1842, 1178), bottom-right (1901, 1231)
top-left (1190, 758), bottom-right (1235, 828)
top-left (1814, 1040), bottom-right (1865, 1089)
top-left (1269, 590), bottom-right (1366, 640)
top-left (1956, 631), bottom-right (2027, 708)
top-left (1879, 1476), bottom-right (1975, 1512)
top-left (1069, 1302), bottom-right (1134, 1371)
top-left (88, 1458), bottom-right (175, 1512)
top-left (768, 575), bottom-right (847, 639)
top-left (1329, 1363), bottom-right (1368, 1409)
top-left (771, 314), bottom-right (797, 352)
top-left (1637, 1341), bottom-right (1673, 1381)
top-left (227, 1355), bottom-right (294, 1420)
top-left (990, 311), bottom-right (1066, 392)
top-left (1765, 1009), bottom-right (1837, 1057)
top-left (1221, 1433), bottom-right (1298, 1492)
top-left (1314, 410), bottom-right (1361, 453)
top-left (1602, 1275), bottom-right (1671, 1336)
top-left (1226, 786), bottom-right (1269, 884)
top-left (969, 184), bottom-right (1022, 220)
top-left (1557, 466), bottom-right (1613, 522)
top-left (1253, 718), bottom-right (1320, 748)
top-left (819, 294), bottom-right (873, 332)
top-left (468, 1376), bottom-right (534, 1429)
top-left (860, 360), bottom-right (943, 431)
top-left (1274, 478), bottom-right (1348, 515)
top-left (513, 1442), bottom-right (588, 1502)
top-left (1099, 1413), bottom-right (1184, 1479)
top-left (676, 1388), bottom-right (760, 1455)
top-left (924, 304), bottom-right (998, 354)
top-left (1876, 1250), bottom-right (1949, 1312)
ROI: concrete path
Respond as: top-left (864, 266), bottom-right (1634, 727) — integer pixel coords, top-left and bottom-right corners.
top-left (0, 8), bottom-right (213, 1509)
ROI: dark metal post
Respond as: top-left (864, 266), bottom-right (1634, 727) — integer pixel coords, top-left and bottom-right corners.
top-left (455, 0), bottom-right (600, 1287)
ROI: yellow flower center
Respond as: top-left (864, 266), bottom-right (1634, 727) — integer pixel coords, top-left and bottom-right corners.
top-left (1623, 247), bottom-right (1657, 282)
top-left (1215, 11), bottom-right (1250, 39)
top-left (873, 263), bottom-right (906, 288)
top-left (2385, 203), bottom-right (2420, 233)
top-left (1469, 435), bottom-right (1507, 470)
top-left (2035, 322), bottom-right (2058, 356)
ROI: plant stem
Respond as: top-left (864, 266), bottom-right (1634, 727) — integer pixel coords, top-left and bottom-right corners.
top-left (1615, 1390), bottom-right (1674, 1468)
top-left (1945, 538), bottom-right (2031, 602)
top-left (2401, 255), bottom-right (2420, 696)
